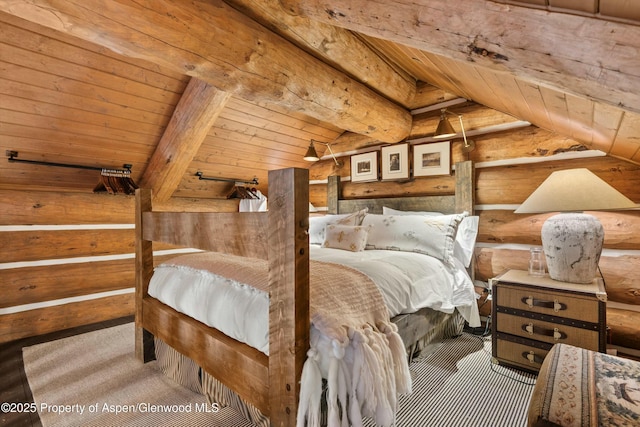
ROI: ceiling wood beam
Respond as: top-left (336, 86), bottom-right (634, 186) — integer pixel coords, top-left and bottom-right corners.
top-left (290, 0), bottom-right (640, 114)
top-left (411, 83), bottom-right (463, 111)
top-left (139, 78), bottom-right (231, 202)
top-left (328, 103), bottom-right (526, 154)
top-left (223, 0), bottom-right (416, 108)
top-left (0, 0), bottom-right (411, 142)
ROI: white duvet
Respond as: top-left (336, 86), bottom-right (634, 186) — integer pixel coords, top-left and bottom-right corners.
top-left (148, 246), bottom-right (480, 355)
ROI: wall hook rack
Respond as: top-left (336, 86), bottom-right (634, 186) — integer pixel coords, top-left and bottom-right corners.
top-left (195, 171), bottom-right (258, 186)
top-left (6, 150), bottom-right (133, 173)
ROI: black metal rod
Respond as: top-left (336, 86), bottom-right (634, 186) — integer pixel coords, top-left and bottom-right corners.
top-left (6, 150), bottom-right (132, 172)
top-left (195, 171), bottom-right (258, 186)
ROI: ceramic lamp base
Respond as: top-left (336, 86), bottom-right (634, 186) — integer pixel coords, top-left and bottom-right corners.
top-left (541, 213), bottom-right (603, 284)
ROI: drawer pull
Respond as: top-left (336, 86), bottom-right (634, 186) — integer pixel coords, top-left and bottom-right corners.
top-left (553, 328), bottom-right (563, 340)
top-left (521, 324), bottom-right (568, 341)
top-left (525, 323), bottom-right (534, 335)
top-left (522, 351), bottom-right (545, 364)
top-left (521, 296), bottom-right (567, 312)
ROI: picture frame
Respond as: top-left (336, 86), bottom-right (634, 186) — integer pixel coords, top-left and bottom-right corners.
top-left (381, 143), bottom-right (409, 180)
top-left (413, 141), bottom-right (451, 177)
top-left (350, 151), bottom-right (378, 182)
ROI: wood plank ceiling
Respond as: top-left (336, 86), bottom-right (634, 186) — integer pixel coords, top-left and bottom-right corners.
top-left (0, 0), bottom-right (639, 199)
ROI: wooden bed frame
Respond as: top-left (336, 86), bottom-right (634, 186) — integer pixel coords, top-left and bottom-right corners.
top-left (327, 161), bottom-right (474, 217)
top-left (135, 161), bottom-right (474, 427)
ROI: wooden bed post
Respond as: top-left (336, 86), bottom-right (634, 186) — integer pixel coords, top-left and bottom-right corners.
top-left (455, 160), bottom-right (476, 279)
top-left (268, 168), bottom-right (310, 426)
top-left (134, 188), bottom-right (155, 362)
top-left (327, 175), bottom-right (341, 214)
top-left (455, 161), bottom-right (475, 215)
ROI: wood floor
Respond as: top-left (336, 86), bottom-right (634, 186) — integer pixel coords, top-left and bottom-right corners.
top-left (0, 316), bottom-right (133, 427)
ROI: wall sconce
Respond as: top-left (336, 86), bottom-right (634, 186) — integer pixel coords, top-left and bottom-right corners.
top-left (433, 109), bottom-right (475, 152)
top-left (303, 140), bottom-right (343, 167)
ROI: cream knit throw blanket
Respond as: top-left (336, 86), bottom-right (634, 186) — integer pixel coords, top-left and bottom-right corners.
top-left (168, 252), bottom-right (412, 427)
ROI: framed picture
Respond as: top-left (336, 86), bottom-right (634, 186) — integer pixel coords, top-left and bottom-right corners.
top-left (350, 151), bottom-right (378, 182)
top-left (381, 143), bottom-right (409, 180)
top-left (413, 141), bottom-right (451, 177)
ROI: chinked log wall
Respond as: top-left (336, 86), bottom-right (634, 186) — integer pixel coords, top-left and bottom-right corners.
top-left (0, 192), bottom-right (238, 344)
top-left (309, 126), bottom-right (640, 355)
top-left (1, 129), bottom-right (638, 355)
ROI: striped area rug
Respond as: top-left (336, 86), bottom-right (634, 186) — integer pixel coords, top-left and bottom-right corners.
top-left (24, 324), bottom-right (535, 426)
top-left (367, 333), bottom-right (536, 427)
top-left (23, 323), bottom-right (253, 427)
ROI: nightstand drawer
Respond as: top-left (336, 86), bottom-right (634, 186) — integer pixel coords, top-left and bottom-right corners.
top-left (494, 336), bottom-right (551, 372)
top-left (491, 269), bottom-right (607, 373)
top-left (497, 284), bottom-right (600, 323)
top-left (496, 313), bottom-right (600, 350)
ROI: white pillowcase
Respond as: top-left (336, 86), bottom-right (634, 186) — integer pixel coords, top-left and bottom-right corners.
top-left (362, 213), bottom-right (467, 268)
top-left (322, 224), bottom-right (370, 252)
top-left (382, 206), bottom-right (479, 268)
top-left (453, 215), bottom-right (479, 267)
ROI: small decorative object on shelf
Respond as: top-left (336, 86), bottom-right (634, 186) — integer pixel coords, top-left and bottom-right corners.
top-left (528, 247), bottom-right (545, 277)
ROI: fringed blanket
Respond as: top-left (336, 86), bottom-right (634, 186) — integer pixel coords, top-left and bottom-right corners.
top-left (165, 252), bottom-right (412, 427)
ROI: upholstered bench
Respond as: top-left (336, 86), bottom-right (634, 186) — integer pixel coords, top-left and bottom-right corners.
top-left (528, 343), bottom-right (640, 426)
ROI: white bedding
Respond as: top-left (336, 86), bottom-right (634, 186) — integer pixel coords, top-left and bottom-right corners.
top-left (148, 246), bottom-right (480, 356)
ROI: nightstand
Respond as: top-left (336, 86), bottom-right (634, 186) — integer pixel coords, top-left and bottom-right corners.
top-left (491, 269), bottom-right (607, 373)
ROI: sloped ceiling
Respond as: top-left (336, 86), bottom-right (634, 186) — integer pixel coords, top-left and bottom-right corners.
top-left (0, 0), bottom-right (639, 200)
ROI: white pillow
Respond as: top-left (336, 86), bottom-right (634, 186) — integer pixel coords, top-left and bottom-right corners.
top-left (362, 213), bottom-right (467, 268)
top-left (322, 224), bottom-right (371, 252)
top-left (453, 216), bottom-right (479, 267)
top-left (381, 207), bottom-right (479, 267)
top-left (308, 208), bottom-right (368, 245)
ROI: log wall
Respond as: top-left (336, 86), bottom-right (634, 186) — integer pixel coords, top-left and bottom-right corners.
top-left (309, 126), bottom-right (640, 355)
top-left (2, 124), bottom-right (638, 355)
top-left (0, 190), bottom-right (239, 344)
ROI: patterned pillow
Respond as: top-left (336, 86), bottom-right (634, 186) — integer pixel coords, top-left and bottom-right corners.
top-left (308, 208), bottom-right (368, 245)
top-left (336, 208), bottom-right (368, 226)
top-left (309, 214), bottom-right (349, 245)
top-left (322, 224), bottom-right (371, 252)
top-left (362, 212), bottom-right (467, 267)
top-left (381, 207), bottom-right (478, 268)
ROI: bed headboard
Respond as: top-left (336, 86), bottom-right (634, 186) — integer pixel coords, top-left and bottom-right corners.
top-left (327, 160), bottom-right (475, 215)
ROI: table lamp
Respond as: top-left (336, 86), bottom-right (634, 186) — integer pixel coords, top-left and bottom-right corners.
top-left (515, 168), bottom-right (636, 284)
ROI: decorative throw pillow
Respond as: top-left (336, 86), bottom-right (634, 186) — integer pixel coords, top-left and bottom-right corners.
top-left (309, 214), bottom-right (349, 245)
top-left (308, 208), bottom-right (368, 245)
top-left (322, 224), bottom-right (371, 252)
top-left (362, 212), bottom-right (467, 267)
top-left (336, 207), bottom-right (368, 226)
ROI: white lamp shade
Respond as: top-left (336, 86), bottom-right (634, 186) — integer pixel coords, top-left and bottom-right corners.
top-left (515, 168), bottom-right (636, 213)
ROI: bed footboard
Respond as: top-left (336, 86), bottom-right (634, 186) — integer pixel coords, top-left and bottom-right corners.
top-left (135, 168), bottom-right (310, 426)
